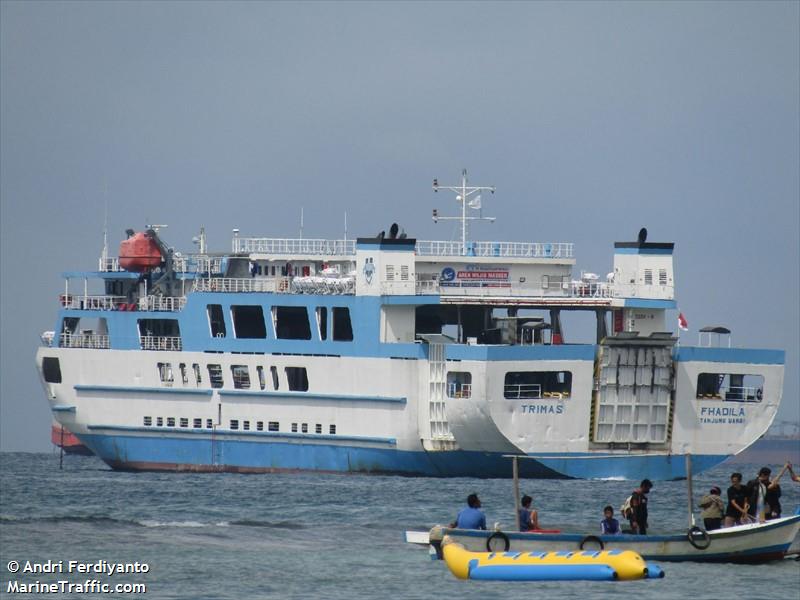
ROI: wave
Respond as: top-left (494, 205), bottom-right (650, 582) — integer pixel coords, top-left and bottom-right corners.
top-left (1, 514), bottom-right (306, 530)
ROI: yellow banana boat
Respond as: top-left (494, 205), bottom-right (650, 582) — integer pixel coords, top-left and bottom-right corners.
top-left (442, 535), bottom-right (652, 581)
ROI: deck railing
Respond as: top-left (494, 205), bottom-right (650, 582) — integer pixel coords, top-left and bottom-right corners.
top-left (234, 238), bottom-right (356, 256)
top-left (59, 333), bottom-right (110, 349)
top-left (59, 294), bottom-right (186, 312)
top-left (415, 240), bottom-right (574, 258)
top-left (140, 336), bottom-right (182, 351)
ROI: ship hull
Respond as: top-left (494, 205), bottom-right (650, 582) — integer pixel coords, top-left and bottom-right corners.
top-left (76, 429), bottom-right (728, 479)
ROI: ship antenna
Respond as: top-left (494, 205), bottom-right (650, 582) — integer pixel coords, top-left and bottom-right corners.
top-left (431, 169), bottom-right (496, 255)
top-left (100, 181), bottom-right (109, 266)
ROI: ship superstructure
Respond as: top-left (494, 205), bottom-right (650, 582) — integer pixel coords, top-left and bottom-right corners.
top-left (35, 173), bottom-right (784, 478)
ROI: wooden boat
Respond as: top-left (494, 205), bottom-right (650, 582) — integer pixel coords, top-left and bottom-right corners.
top-left (414, 515), bottom-right (800, 564)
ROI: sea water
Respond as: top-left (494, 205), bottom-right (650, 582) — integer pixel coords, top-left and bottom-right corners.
top-left (1, 453), bottom-right (798, 599)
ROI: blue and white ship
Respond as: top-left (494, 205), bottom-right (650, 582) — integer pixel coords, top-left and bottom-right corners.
top-left (35, 172), bottom-right (784, 479)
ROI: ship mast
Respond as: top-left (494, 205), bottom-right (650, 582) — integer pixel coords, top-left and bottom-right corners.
top-left (432, 169), bottom-right (495, 255)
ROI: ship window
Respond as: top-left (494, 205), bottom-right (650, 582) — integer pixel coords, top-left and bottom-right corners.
top-left (659, 269), bottom-right (668, 286)
top-left (446, 372), bottom-right (472, 398)
top-left (207, 304), bottom-right (227, 338)
top-left (193, 363), bottom-right (202, 386)
top-left (291, 423), bottom-right (298, 433)
top-left (273, 306), bottom-right (311, 340)
top-left (231, 305), bottom-right (267, 339)
top-left (206, 419), bottom-right (213, 429)
top-left (644, 269), bottom-right (653, 285)
top-left (243, 420), bottom-right (250, 431)
top-left (157, 362), bottom-right (174, 384)
top-left (231, 365), bottom-right (250, 389)
top-left (270, 366), bottom-right (280, 390)
top-left (504, 371), bottom-right (572, 399)
top-left (329, 424), bottom-right (336, 435)
top-left (167, 417), bottom-right (176, 427)
top-left (696, 373), bottom-right (764, 402)
top-left (268, 421), bottom-right (279, 432)
top-left (257, 421), bottom-right (264, 431)
top-left (208, 364), bottom-right (224, 388)
top-left (301, 423), bottom-right (308, 433)
top-left (180, 418), bottom-right (188, 428)
top-left (42, 357), bottom-right (62, 383)
top-left (257, 366), bottom-right (266, 390)
top-left (193, 418), bottom-right (202, 428)
top-left (317, 307), bottom-right (328, 340)
top-left (179, 363), bottom-right (188, 384)
top-left (157, 417), bottom-right (163, 426)
top-left (138, 318), bottom-right (181, 350)
top-left (230, 419), bottom-right (239, 430)
top-left (143, 416), bottom-right (152, 426)
top-left (315, 423), bottom-right (322, 434)
top-left (332, 307), bottom-right (353, 341)
top-left (285, 367), bottom-right (309, 391)
top-left (541, 275), bottom-right (549, 289)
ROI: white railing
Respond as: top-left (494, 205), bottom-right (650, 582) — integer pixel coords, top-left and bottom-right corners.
top-left (140, 336), bottom-right (182, 351)
top-left (59, 294), bottom-right (185, 312)
top-left (60, 295), bottom-right (128, 310)
top-left (138, 296), bottom-right (187, 312)
top-left (98, 257), bottom-right (120, 272)
top-left (415, 240), bottom-right (574, 258)
top-left (234, 238), bottom-right (356, 256)
top-left (97, 254), bottom-right (224, 274)
top-left (291, 277), bottom-right (355, 295)
top-left (504, 383), bottom-right (542, 399)
top-left (59, 333), bottom-right (110, 349)
top-left (416, 280), bottom-right (616, 299)
top-left (193, 278), bottom-right (288, 293)
top-left (447, 383), bottom-right (472, 398)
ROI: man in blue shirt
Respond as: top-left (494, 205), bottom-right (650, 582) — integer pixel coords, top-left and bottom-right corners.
top-left (452, 493), bottom-right (487, 530)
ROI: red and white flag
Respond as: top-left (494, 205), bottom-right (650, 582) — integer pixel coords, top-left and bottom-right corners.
top-left (678, 312), bottom-right (688, 331)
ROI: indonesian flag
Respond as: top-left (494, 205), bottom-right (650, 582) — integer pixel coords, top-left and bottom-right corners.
top-left (678, 312), bottom-right (688, 331)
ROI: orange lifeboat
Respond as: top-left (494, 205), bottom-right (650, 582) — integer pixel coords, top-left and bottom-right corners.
top-left (119, 231), bottom-right (162, 271)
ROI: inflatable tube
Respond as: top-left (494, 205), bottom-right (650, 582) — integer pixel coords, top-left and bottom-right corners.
top-left (579, 535), bottom-right (605, 550)
top-left (645, 562), bottom-right (666, 578)
top-left (441, 536), bottom-right (651, 582)
top-left (486, 531), bottom-right (510, 552)
top-left (687, 526), bottom-right (711, 550)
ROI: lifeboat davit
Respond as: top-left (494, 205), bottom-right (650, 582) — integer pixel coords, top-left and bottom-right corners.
top-left (119, 231), bottom-right (162, 271)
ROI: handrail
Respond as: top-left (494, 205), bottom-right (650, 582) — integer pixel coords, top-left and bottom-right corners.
top-left (59, 333), bottom-right (110, 349)
top-left (234, 238), bottom-right (356, 256)
top-left (140, 336), bottom-right (182, 351)
top-left (504, 383), bottom-right (542, 399)
top-left (59, 294), bottom-right (185, 312)
top-left (415, 240), bottom-right (574, 258)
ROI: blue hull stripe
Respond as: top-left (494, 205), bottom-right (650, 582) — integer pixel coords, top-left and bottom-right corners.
top-left (75, 431), bottom-right (729, 479)
top-left (75, 385), bottom-right (213, 396)
top-left (674, 346), bottom-right (784, 365)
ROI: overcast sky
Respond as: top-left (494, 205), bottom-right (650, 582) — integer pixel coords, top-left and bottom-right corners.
top-left (1, 1), bottom-right (798, 451)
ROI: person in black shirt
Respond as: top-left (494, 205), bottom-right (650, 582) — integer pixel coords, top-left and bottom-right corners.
top-left (724, 472), bottom-right (750, 527)
top-left (628, 479), bottom-right (652, 535)
top-left (746, 467), bottom-right (782, 522)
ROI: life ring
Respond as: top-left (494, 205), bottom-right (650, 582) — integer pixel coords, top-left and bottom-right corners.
top-left (486, 531), bottom-right (510, 552)
top-left (756, 388), bottom-right (763, 401)
top-left (687, 526), bottom-right (711, 550)
top-left (579, 535), bottom-right (605, 550)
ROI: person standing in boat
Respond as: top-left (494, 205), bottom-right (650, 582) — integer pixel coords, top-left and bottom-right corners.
top-left (600, 506), bottom-right (621, 535)
top-left (746, 467), bottom-right (780, 522)
top-left (451, 493), bottom-right (486, 530)
top-left (627, 479), bottom-right (652, 535)
top-left (724, 472), bottom-right (751, 527)
top-left (698, 486), bottom-right (725, 531)
top-left (518, 495), bottom-right (540, 531)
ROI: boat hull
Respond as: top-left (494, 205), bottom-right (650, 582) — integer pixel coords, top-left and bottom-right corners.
top-left (75, 428), bottom-right (729, 478)
top-left (429, 516), bottom-right (800, 563)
